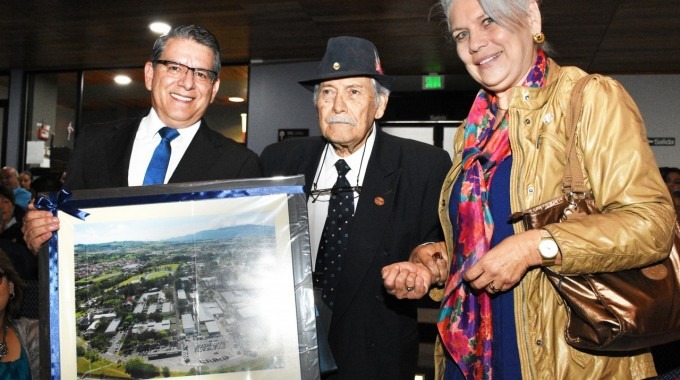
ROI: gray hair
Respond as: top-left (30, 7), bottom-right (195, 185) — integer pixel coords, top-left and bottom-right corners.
top-left (150, 25), bottom-right (222, 74)
top-left (312, 78), bottom-right (391, 108)
top-left (439, 0), bottom-right (552, 54)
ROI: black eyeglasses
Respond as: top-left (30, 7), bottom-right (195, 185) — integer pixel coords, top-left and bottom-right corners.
top-left (155, 60), bottom-right (218, 84)
top-left (310, 186), bottom-right (362, 203)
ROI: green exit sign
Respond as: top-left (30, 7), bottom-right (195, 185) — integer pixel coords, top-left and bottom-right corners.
top-left (422, 74), bottom-right (444, 90)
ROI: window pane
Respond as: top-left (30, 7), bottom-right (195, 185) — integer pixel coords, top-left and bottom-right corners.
top-left (82, 69), bottom-right (149, 125)
top-left (205, 65), bottom-right (249, 143)
top-left (81, 65), bottom-right (249, 143)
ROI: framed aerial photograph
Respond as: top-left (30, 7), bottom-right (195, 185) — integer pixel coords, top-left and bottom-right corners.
top-left (39, 176), bottom-right (319, 380)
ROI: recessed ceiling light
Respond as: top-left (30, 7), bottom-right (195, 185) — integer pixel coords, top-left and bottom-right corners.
top-left (228, 97), bottom-right (245, 103)
top-left (114, 75), bottom-right (132, 85)
top-left (149, 22), bottom-right (171, 35)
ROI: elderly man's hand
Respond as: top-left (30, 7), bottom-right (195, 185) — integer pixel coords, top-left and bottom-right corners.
top-left (382, 261), bottom-right (432, 300)
top-left (22, 204), bottom-right (60, 255)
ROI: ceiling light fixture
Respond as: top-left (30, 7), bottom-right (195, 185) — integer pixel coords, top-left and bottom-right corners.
top-left (228, 96), bottom-right (245, 103)
top-left (149, 22), bottom-right (171, 35)
top-left (114, 75), bottom-right (132, 85)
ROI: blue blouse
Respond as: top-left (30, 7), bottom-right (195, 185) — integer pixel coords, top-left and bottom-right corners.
top-left (445, 156), bottom-right (521, 380)
top-left (0, 347), bottom-right (32, 380)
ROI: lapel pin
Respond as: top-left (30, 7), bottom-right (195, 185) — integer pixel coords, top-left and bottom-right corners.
top-left (374, 196), bottom-right (385, 206)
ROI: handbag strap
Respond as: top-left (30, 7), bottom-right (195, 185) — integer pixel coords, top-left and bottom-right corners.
top-left (563, 74), bottom-right (600, 194)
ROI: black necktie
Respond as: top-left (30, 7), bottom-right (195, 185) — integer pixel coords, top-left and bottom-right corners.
top-left (143, 127), bottom-right (180, 185)
top-left (315, 159), bottom-right (354, 309)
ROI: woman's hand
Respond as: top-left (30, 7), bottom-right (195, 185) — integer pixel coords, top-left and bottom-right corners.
top-left (463, 230), bottom-right (543, 293)
top-left (22, 203), bottom-right (60, 255)
top-left (409, 241), bottom-right (449, 285)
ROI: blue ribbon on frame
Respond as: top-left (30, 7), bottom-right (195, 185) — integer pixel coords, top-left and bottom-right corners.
top-left (35, 185), bottom-right (304, 379)
top-left (34, 189), bottom-right (90, 379)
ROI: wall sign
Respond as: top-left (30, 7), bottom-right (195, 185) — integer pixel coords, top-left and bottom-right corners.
top-left (648, 137), bottom-right (675, 146)
top-left (278, 129), bottom-right (309, 141)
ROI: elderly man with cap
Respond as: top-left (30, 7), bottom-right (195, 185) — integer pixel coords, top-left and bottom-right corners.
top-left (260, 36), bottom-right (451, 379)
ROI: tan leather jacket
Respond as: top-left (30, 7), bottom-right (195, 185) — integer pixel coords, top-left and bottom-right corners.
top-left (434, 60), bottom-right (675, 380)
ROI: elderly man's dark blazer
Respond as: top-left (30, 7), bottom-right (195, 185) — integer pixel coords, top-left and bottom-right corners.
top-left (260, 130), bottom-right (451, 380)
top-left (64, 116), bottom-right (262, 190)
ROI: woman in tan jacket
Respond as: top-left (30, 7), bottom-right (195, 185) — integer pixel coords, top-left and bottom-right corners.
top-left (382, 0), bottom-right (675, 378)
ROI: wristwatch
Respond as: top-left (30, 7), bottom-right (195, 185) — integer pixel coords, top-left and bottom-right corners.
top-left (538, 229), bottom-right (559, 266)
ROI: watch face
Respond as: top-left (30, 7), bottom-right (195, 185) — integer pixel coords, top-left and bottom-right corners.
top-left (539, 239), bottom-right (559, 259)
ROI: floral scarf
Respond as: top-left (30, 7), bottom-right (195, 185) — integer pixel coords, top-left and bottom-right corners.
top-left (437, 50), bottom-right (548, 380)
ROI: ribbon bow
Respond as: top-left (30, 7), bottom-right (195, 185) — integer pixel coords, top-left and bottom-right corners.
top-left (34, 189), bottom-right (89, 220)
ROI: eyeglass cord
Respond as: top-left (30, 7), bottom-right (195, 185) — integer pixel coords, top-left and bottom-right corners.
top-left (311, 129), bottom-right (371, 202)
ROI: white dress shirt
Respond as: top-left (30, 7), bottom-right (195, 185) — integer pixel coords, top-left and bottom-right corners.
top-left (308, 125), bottom-right (376, 269)
top-left (127, 108), bottom-right (200, 186)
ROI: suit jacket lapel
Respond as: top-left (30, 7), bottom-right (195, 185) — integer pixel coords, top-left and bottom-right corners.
top-left (107, 118), bottom-right (139, 187)
top-left (289, 138), bottom-right (328, 197)
top-left (332, 131), bottom-right (401, 319)
top-left (304, 140), bottom-right (329, 197)
top-left (170, 121), bottom-right (214, 183)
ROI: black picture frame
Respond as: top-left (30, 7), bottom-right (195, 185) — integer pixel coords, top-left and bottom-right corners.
top-left (39, 176), bottom-right (319, 379)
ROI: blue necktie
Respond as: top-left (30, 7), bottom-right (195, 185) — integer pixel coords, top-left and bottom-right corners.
top-left (143, 127), bottom-right (180, 185)
top-left (315, 159), bottom-right (354, 309)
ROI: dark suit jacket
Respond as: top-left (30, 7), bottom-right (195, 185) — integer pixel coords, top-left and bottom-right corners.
top-left (261, 130), bottom-right (451, 380)
top-left (65, 116), bottom-right (262, 190)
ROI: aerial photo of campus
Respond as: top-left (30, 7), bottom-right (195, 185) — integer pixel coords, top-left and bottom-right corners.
top-left (71, 217), bottom-right (294, 379)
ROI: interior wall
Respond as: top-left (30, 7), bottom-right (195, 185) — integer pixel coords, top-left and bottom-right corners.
top-left (612, 74), bottom-right (680, 168)
top-left (29, 75), bottom-right (58, 142)
top-left (248, 61), bottom-right (680, 169)
top-left (247, 61), bottom-right (319, 155)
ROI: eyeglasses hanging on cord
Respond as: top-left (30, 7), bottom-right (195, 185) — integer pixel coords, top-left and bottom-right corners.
top-left (310, 137), bottom-right (368, 203)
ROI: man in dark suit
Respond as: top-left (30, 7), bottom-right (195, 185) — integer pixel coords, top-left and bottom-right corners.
top-left (260, 36), bottom-right (451, 380)
top-left (64, 116), bottom-right (259, 190)
top-left (22, 25), bottom-right (261, 253)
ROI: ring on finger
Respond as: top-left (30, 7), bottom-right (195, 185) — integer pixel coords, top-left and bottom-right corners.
top-left (406, 286), bottom-right (414, 292)
top-left (488, 282), bottom-right (500, 293)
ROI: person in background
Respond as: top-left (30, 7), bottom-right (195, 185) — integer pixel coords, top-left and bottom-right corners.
top-left (22, 24), bottom-right (262, 254)
top-left (652, 167), bottom-right (680, 379)
top-left (0, 249), bottom-right (39, 380)
top-left (382, 0), bottom-right (675, 379)
top-left (660, 166), bottom-right (680, 194)
top-left (17, 172), bottom-right (35, 206)
top-left (260, 36), bottom-right (451, 379)
top-left (673, 191), bottom-right (680, 223)
top-left (17, 172), bottom-right (31, 193)
top-left (0, 168), bottom-right (31, 212)
top-left (0, 187), bottom-right (25, 246)
top-left (0, 187), bottom-right (37, 320)
top-left (0, 243), bottom-right (36, 321)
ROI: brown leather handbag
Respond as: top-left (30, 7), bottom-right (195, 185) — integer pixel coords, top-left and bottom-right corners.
top-left (510, 75), bottom-right (680, 352)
